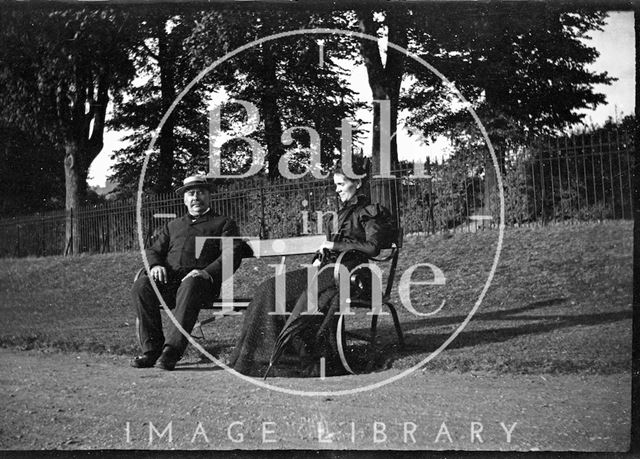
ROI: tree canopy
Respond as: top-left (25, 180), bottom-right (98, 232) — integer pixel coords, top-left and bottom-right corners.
top-left (0, 123), bottom-right (65, 216)
top-left (403, 5), bottom-right (612, 142)
top-left (186, 8), bottom-right (365, 180)
top-left (0, 7), bottom-right (136, 251)
top-left (0, 4), bottom-right (616, 219)
top-left (108, 8), bottom-right (211, 197)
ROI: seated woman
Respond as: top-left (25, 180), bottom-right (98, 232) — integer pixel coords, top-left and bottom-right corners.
top-left (228, 162), bottom-right (393, 377)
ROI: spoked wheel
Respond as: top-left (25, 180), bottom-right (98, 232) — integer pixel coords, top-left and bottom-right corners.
top-left (336, 302), bottom-right (406, 374)
top-left (336, 313), bottom-right (379, 374)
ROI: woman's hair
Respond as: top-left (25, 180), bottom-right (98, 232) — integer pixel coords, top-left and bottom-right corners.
top-left (332, 156), bottom-right (370, 198)
top-left (332, 155), bottom-right (370, 182)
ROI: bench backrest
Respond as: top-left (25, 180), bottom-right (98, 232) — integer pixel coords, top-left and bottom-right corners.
top-left (246, 235), bottom-right (327, 258)
top-left (195, 234), bottom-right (326, 260)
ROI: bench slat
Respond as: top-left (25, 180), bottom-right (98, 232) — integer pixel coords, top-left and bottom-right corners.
top-left (209, 300), bottom-right (250, 309)
top-left (246, 235), bottom-right (326, 257)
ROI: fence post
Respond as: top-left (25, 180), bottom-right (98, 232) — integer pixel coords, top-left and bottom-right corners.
top-left (539, 143), bottom-right (546, 225)
top-left (626, 130), bottom-right (633, 218)
top-left (607, 131), bottom-right (616, 218)
top-left (259, 185), bottom-right (267, 239)
top-left (598, 130), bottom-right (606, 220)
top-left (616, 130), bottom-right (625, 219)
top-left (16, 224), bottom-right (20, 258)
top-left (590, 133), bottom-right (598, 219)
top-left (555, 137), bottom-right (563, 222)
top-left (529, 144), bottom-right (536, 224)
top-left (564, 136), bottom-right (572, 223)
top-left (64, 208), bottom-right (73, 256)
top-left (548, 137), bottom-right (556, 221)
top-left (40, 215), bottom-right (45, 257)
top-left (427, 157), bottom-right (435, 235)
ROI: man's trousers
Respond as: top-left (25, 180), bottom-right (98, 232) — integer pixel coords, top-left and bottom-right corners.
top-left (132, 273), bottom-right (219, 356)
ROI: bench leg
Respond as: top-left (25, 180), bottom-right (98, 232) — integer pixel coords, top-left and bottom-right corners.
top-left (385, 302), bottom-right (405, 349)
top-left (191, 321), bottom-right (205, 340)
top-left (366, 314), bottom-right (379, 372)
top-left (136, 310), bottom-right (215, 347)
top-left (336, 314), bottom-right (355, 375)
top-left (192, 315), bottom-right (218, 340)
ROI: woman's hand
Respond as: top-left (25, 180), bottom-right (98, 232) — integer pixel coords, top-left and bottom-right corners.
top-left (318, 241), bottom-right (335, 252)
top-left (181, 269), bottom-right (213, 283)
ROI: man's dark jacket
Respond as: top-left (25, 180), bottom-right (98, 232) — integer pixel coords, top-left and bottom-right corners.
top-left (146, 211), bottom-right (250, 285)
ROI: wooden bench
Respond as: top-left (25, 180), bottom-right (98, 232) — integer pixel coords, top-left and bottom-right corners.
top-left (135, 234), bottom-right (404, 373)
top-left (192, 234), bottom-right (327, 331)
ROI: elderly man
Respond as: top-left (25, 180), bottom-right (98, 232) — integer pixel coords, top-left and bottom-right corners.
top-left (131, 175), bottom-right (248, 370)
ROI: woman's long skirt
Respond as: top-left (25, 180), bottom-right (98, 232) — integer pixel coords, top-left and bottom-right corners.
top-left (228, 266), bottom-right (346, 377)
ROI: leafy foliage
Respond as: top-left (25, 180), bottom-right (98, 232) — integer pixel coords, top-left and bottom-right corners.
top-left (0, 123), bottom-right (65, 216)
top-left (186, 8), bottom-right (366, 179)
top-left (404, 6), bottom-right (613, 141)
top-left (0, 6), bottom-right (136, 223)
top-left (108, 9), bottom-right (211, 197)
top-left (0, 9), bottom-right (134, 141)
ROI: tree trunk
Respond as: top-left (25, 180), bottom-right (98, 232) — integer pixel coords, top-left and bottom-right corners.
top-left (357, 9), bottom-right (406, 229)
top-left (64, 141), bottom-right (87, 255)
top-left (63, 66), bottom-right (109, 255)
top-left (156, 18), bottom-right (176, 193)
top-left (369, 80), bottom-right (401, 227)
top-left (482, 79), bottom-right (507, 223)
top-left (480, 12), bottom-right (510, 224)
top-left (260, 42), bottom-right (285, 180)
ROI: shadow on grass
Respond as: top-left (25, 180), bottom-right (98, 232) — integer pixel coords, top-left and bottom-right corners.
top-left (195, 336), bottom-right (377, 376)
top-left (124, 297), bottom-right (631, 376)
top-left (403, 296), bottom-right (572, 330)
top-left (344, 296), bottom-right (632, 373)
top-left (173, 365), bottom-right (225, 372)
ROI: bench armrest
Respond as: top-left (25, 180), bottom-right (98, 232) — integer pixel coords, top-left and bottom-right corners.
top-left (331, 249), bottom-right (377, 285)
top-left (134, 267), bottom-right (145, 282)
top-left (332, 246), bottom-right (400, 299)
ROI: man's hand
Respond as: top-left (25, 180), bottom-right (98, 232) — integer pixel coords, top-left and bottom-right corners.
top-left (181, 269), bottom-right (213, 283)
top-left (149, 266), bottom-right (167, 284)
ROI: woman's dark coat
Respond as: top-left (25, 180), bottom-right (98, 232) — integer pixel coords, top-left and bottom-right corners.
top-left (228, 194), bottom-right (390, 377)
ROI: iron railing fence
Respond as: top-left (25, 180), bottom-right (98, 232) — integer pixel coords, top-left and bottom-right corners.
top-left (0, 129), bottom-right (633, 258)
top-left (526, 129), bottom-right (634, 223)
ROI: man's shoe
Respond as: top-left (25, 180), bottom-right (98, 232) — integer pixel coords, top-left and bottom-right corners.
top-left (155, 346), bottom-right (180, 371)
top-left (130, 352), bottom-right (161, 368)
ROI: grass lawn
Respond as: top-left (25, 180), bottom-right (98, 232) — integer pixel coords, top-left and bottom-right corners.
top-left (0, 221), bottom-right (632, 375)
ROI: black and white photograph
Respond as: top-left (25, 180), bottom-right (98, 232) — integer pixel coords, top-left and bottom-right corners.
top-left (0, 0), bottom-right (635, 453)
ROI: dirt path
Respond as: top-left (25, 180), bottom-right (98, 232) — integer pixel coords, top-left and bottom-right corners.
top-left (0, 348), bottom-right (630, 451)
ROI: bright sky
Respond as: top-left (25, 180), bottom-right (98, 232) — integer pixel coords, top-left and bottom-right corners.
top-left (577, 11), bottom-right (635, 125)
top-left (88, 11), bottom-right (635, 188)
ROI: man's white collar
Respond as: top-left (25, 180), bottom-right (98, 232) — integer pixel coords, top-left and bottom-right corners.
top-left (189, 208), bottom-right (211, 219)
